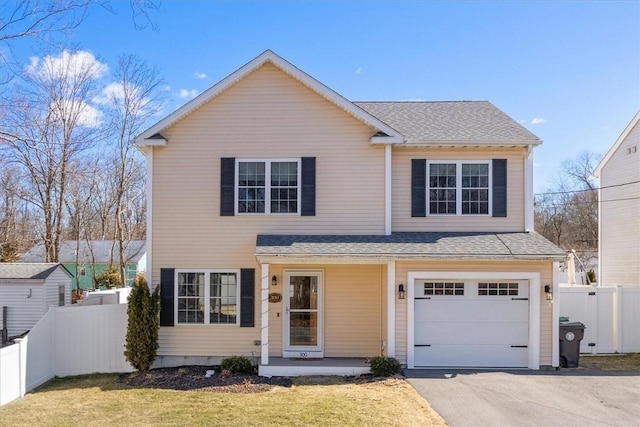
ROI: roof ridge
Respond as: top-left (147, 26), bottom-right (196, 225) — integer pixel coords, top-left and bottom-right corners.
top-left (354, 100), bottom-right (489, 104)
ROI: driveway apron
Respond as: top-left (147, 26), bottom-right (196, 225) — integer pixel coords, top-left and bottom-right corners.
top-left (406, 370), bottom-right (640, 427)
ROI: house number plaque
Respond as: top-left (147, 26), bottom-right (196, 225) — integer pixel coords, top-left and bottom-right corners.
top-left (268, 293), bottom-right (282, 303)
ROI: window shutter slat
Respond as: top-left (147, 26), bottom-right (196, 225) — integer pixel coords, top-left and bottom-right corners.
top-left (492, 159), bottom-right (507, 217)
top-left (220, 157), bottom-right (235, 216)
top-left (412, 159), bottom-right (427, 217)
top-left (301, 157), bottom-right (316, 216)
top-left (160, 268), bottom-right (175, 327)
top-left (240, 268), bottom-right (255, 327)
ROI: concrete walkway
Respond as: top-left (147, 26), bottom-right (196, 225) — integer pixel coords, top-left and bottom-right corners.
top-left (406, 369), bottom-right (640, 427)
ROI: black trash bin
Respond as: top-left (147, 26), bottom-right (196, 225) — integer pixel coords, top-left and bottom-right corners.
top-left (559, 322), bottom-right (586, 368)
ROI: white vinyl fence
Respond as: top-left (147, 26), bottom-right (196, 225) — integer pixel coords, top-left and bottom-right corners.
top-left (0, 304), bottom-right (132, 406)
top-left (559, 285), bottom-right (640, 354)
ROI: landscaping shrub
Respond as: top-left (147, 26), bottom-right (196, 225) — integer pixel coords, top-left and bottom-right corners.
top-left (94, 266), bottom-right (121, 289)
top-left (587, 269), bottom-right (597, 283)
top-left (220, 355), bottom-right (255, 374)
top-left (124, 275), bottom-right (160, 371)
top-left (369, 356), bottom-right (401, 377)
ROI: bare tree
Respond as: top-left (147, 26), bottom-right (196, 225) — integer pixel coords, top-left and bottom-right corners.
top-left (3, 49), bottom-right (106, 261)
top-left (535, 151), bottom-right (601, 251)
top-left (102, 54), bottom-right (164, 285)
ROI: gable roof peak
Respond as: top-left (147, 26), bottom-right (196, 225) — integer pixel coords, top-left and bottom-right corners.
top-left (135, 50), bottom-right (404, 146)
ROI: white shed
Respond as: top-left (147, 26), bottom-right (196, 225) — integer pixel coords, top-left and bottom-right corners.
top-left (0, 263), bottom-right (72, 338)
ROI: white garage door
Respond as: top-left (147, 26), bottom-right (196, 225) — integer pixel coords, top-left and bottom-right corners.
top-left (414, 279), bottom-right (529, 368)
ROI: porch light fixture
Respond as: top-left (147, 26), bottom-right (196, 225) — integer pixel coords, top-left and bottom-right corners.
top-left (544, 284), bottom-right (553, 301)
top-left (271, 275), bottom-right (278, 286)
top-left (398, 283), bottom-right (406, 300)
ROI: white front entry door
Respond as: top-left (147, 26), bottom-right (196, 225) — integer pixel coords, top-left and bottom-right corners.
top-left (283, 271), bottom-right (323, 358)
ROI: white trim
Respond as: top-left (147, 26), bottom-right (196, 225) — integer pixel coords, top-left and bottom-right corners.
top-left (385, 145), bottom-right (392, 235)
top-left (552, 262), bottom-right (560, 367)
top-left (426, 160), bottom-right (492, 216)
top-left (235, 158), bottom-right (301, 215)
top-left (525, 146), bottom-right (534, 231)
top-left (260, 264), bottom-right (270, 365)
top-left (387, 261), bottom-right (396, 357)
top-left (135, 50), bottom-right (404, 146)
top-left (594, 110), bottom-right (640, 177)
top-left (146, 148), bottom-right (153, 288)
top-left (282, 270), bottom-right (324, 358)
top-left (406, 271), bottom-right (541, 370)
top-left (174, 269), bottom-right (241, 326)
top-left (259, 364), bottom-right (369, 377)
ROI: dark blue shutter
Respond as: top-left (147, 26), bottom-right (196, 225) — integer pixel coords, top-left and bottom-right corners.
top-left (220, 157), bottom-right (235, 216)
top-left (301, 157), bottom-right (316, 216)
top-left (411, 159), bottom-right (427, 217)
top-left (160, 268), bottom-right (175, 327)
top-left (240, 268), bottom-right (255, 327)
top-left (492, 159), bottom-right (507, 217)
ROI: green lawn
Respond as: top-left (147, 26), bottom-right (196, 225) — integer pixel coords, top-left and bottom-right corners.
top-left (0, 374), bottom-right (446, 427)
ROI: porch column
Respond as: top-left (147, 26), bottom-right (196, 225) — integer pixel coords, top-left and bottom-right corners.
top-left (387, 261), bottom-right (396, 357)
top-left (260, 263), bottom-right (270, 365)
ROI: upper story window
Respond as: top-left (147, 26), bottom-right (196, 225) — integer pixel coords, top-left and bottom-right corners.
top-left (236, 159), bottom-right (300, 214)
top-left (428, 161), bottom-right (491, 215)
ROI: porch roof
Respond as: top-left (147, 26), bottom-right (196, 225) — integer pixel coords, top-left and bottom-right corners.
top-left (255, 232), bottom-right (566, 262)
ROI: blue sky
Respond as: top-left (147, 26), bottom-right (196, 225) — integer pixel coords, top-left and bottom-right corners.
top-left (8, 0), bottom-right (640, 192)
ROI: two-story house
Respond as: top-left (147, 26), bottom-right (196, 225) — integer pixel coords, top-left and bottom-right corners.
top-left (135, 51), bottom-right (566, 376)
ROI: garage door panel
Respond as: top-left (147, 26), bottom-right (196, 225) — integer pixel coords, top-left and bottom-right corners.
top-left (415, 300), bottom-right (528, 323)
top-left (415, 321), bottom-right (528, 345)
top-left (413, 279), bottom-right (530, 368)
top-left (414, 345), bottom-right (528, 368)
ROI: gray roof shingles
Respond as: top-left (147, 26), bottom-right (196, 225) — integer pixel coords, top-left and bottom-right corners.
top-left (0, 263), bottom-right (65, 279)
top-left (256, 232), bottom-right (566, 261)
top-left (355, 101), bottom-right (540, 144)
top-left (21, 240), bottom-right (146, 264)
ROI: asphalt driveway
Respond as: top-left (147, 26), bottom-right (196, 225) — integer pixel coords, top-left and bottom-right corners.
top-left (406, 369), bottom-right (640, 427)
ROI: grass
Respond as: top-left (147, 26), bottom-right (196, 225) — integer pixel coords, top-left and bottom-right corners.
top-left (0, 374), bottom-right (446, 427)
top-left (580, 353), bottom-right (640, 370)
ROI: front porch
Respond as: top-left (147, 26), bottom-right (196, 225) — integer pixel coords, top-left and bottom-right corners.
top-left (259, 357), bottom-right (371, 377)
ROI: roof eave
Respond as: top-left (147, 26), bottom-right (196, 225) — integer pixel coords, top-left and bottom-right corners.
top-left (594, 110), bottom-right (640, 177)
top-left (399, 139), bottom-right (542, 147)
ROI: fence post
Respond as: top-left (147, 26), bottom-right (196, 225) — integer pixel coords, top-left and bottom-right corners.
top-left (15, 337), bottom-right (26, 398)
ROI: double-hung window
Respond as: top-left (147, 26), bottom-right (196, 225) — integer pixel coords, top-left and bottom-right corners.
top-left (236, 159), bottom-right (300, 214)
top-left (176, 270), bottom-right (239, 325)
top-left (428, 161), bottom-right (491, 215)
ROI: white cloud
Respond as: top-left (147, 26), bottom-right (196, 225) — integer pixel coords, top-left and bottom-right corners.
top-left (194, 71), bottom-right (207, 79)
top-left (179, 89), bottom-right (199, 99)
top-left (27, 50), bottom-right (108, 83)
top-left (355, 67), bottom-right (362, 74)
top-left (519, 119), bottom-right (527, 124)
top-left (531, 117), bottom-right (547, 125)
top-left (50, 98), bottom-right (103, 128)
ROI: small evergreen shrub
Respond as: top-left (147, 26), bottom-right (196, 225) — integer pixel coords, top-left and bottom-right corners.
top-left (124, 275), bottom-right (160, 371)
top-left (94, 266), bottom-right (121, 289)
top-left (587, 269), bottom-right (597, 283)
top-left (220, 356), bottom-right (255, 374)
top-left (369, 356), bottom-right (401, 377)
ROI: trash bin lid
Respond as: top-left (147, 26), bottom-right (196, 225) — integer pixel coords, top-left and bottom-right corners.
top-left (559, 321), bottom-right (586, 329)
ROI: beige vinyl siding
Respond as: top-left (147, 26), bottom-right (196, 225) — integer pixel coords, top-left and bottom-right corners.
top-left (392, 147), bottom-right (527, 232)
top-left (600, 121), bottom-right (640, 287)
top-left (153, 63), bottom-right (389, 356)
top-left (394, 260), bottom-right (554, 366)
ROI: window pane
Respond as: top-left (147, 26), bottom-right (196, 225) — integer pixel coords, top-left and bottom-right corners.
top-left (270, 162), bottom-right (298, 213)
top-left (429, 163), bottom-right (457, 214)
top-left (461, 163), bottom-right (489, 215)
top-left (210, 272), bottom-right (237, 324)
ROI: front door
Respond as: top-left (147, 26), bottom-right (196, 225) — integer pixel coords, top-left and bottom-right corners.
top-left (283, 271), bottom-right (323, 358)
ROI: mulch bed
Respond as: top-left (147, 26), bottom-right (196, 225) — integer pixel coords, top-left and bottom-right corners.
top-left (119, 366), bottom-right (293, 393)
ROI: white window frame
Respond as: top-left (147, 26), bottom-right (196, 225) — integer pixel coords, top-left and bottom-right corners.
top-left (235, 158), bottom-right (301, 215)
top-left (427, 160), bottom-right (492, 216)
top-left (174, 269), bottom-right (241, 326)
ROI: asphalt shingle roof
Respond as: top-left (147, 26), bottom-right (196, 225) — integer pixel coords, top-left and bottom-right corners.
top-left (354, 101), bottom-right (541, 144)
top-left (256, 232), bottom-right (566, 261)
top-left (20, 240), bottom-right (146, 264)
top-left (0, 263), bottom-right (65, 279)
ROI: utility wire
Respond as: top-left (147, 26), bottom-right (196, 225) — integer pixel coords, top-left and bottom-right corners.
top-left (535, 180), bottom-right (640, 196)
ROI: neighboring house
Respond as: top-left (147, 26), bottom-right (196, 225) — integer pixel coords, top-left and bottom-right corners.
top-left (594, 111), bottom-right (640, 287)
top-left (21, 240), bottom-right (146, 290)
top-left (134, 51), bottom-right (566, 375)
top-left (0, 263), bottom-right (72, 338)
